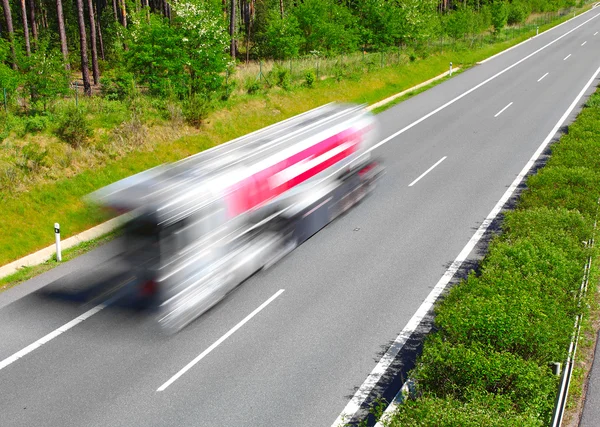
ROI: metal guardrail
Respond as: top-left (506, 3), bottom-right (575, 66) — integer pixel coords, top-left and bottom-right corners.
top-left (550, 198), bottom-right (599, 427)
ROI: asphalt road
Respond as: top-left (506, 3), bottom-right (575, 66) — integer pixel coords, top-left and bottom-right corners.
top-left (1, 9), bottom-right (600, 427)
top-left (581, 332), bottom-right (600, 427)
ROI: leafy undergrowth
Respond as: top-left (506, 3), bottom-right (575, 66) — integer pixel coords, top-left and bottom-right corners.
top-left (384, 88), bottom-right (600, 425)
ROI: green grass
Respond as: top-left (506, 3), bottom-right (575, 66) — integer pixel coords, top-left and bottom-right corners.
top-left (0, 5), bottom-right (591, 268)
top-left (0, 228), bottom-right (122, 293)
top-left (385, 86), bottom-right (600, 426)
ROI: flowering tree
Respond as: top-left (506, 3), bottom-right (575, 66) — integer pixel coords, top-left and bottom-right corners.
top-left (126, 0), bottom-right (229, 98)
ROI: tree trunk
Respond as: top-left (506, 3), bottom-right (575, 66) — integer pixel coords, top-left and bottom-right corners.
top-left (56, 0), bottom-right (70, 69)
top-left (1, 0), bottom-right (17, 69)
top-left (279, 0), bottom-right (283, 18)
top-left (119, 0), bottom-right (127, 27)
top-left (96, 0), bottom-right (105, 60)
top-left (19, 0), bottom-right (31, 56)
top-left (76, 0), bottom-right (92, 95)
top-left (87, 0), bottom-right (100, 84)
top-left (112, 0), bottom-right (117, 21)
top-left (27, 0), bottom-right (38, 46)
top-left (229, 0), bottom-right (236, 60)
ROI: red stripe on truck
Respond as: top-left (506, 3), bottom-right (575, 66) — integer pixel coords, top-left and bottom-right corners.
top-left (227, 127), bottom-right (364, 216)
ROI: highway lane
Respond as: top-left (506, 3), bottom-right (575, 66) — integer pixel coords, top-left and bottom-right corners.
top-left (1, 9), bottom-right (599, 427)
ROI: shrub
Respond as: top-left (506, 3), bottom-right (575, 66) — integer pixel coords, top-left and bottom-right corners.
top-left (245, 80), bottom-right (261, 95)
top-left (390, 394), bottom-right (544, 427)
top-left (182, 94), bottom-right (213, 127)
top-left (507, 2), bottom-right (529, 25)
top-left (304, 70), bottom-right (316, 88)
top-left (413, 339), bottom-right (557, 419)
top-left (100, 69), bottom-right (135, 101)
top-left (519, 166), bottom-right (600, 220)
top-left (436, 240), bottom-right (582, 362)
top-left (18, 143), bottom-right (48, 172)
top-left (24, 115), bottom-right (50, 134)
top-left (55, 107), bottom-right (93, 147)
top-left (491, 1), bottom-right (509, 34)
top-left (271, 65), bottom-right (292, 90)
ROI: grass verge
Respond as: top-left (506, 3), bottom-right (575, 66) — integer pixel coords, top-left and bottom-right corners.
top-left (0, 228), bottom-right (123, 294)
top-left (383, 87), bottom-right (600, 426)
top-left (0, 4), bottom-right (593, 273)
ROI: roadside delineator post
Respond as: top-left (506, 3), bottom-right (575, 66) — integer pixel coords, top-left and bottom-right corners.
top-left (449, 62), bottom-right (453, 76)
top-left (54, 223), bottom-right (62, 262)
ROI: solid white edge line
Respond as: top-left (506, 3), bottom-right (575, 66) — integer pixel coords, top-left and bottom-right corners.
top-left (0, 303), bottom-right (107, 371)
top-left (538, 72), bottom-right (550, 82)
top-left (368, 11), bottom-right (600, 155)
top-left (565, 53), bottom-right (572, 60)
top-left (157, 289), bottom-right (285, 392)
top-left (331, 63), bottom-right (600, 427)
top-left (595, 31), bottom-right (599, 35)
top-left (408, 157), bottom-right (447, 187)
top-left (582, 41), bottom-right (588, 45)
top-left (494, 102), bottom-right (514, 117)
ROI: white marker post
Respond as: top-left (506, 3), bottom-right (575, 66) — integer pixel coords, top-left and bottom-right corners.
top-left (54, 223), bottom-right (62, 262)
top-left (449, 62), bottom-right (453, 76)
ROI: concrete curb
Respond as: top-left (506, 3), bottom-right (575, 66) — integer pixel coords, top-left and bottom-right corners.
top-left (366, 68), bottom-right (460, 112)
top-left (0, 214), bottom-right (128, 280)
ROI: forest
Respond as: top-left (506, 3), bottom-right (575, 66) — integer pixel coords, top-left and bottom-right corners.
top-left (0, 0), bottom-right (590, 199)
top-left (0, 0), bottom-right (585, 103)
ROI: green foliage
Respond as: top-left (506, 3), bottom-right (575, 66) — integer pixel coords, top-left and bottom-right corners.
top-left (254, 9), bottom-right (304, 60)
top-left (414, 339), bottom-right (557, 418)
top-left (24, 115), bottom-right (50, 134)
top-left (519, 166), bottom-right (600, 218)
top-left (354, 0), bottom-right (406, 49)
top-left (182, 94), bottom-right (213, 127)
top-left (270, 65), bottom-right (292, 90)
top-left (491, 1), bottom-right (510, 34)
top-left (508, 1), bottom-right (530, 25)
top-left (0, 40), bottom-right (20, 95)
top-left (304, 70), bottom-right (316, 88)
top-left (100, 68), bottom-right (135, 101)
top-left (126, 1), bottom-right (228, 98)
top-left (18, 143), bottom-right (49, 172)
top-left (55, 107), bottom-right (93, 147)
top-left (21, 40), bottom-right (69, 111)
top-left (444, 5), bottom-right (479, 39)
top-left (390, 394), bottom-right (544, 427)
top-left (245, 79), bottom-right (261, 94)
top-left (293, 0), bottom-right (360, 55)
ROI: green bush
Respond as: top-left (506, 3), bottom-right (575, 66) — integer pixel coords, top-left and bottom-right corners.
top-left (436, 237), bottom-right (583, 362)
top-left (246, 80), bottom-right (261, 95)
top-left (18, 143), bottom-right (48, 172)
top-left (100, 69), bottom-right (135, 101)
top-left (271, 65), bottom-right (292, 90)
top-left (24, 115), bottom-right (50, 134)
top-left (304, 70), bottom-right (316, 88)
top-left (182, 94), bottom-right (213, 127)
top-left (390, 394), bottom-right (544, 427)
top-left (507, 2), bottom-right (529, 25)
top-left (55, 107), bottom-right (93, 147)
top-left (519, 166), bottom-right (600, 219)
top-left (491, 1), bottom-right (509, 34)
top-left (414, 339), bottom-right (557, 419)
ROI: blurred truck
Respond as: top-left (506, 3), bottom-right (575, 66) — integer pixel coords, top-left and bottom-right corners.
top-left (48, 103), bottom-right (384, 333)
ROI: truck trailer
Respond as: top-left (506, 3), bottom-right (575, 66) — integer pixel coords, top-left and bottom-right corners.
top-left (53, 103), bottom-right (384, 333)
